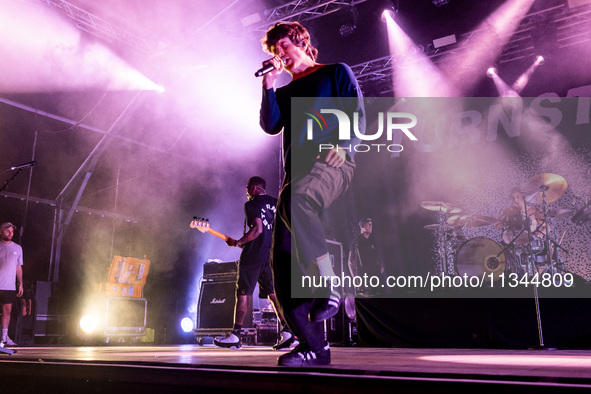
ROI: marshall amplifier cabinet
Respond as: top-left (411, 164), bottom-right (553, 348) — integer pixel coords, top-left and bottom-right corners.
top-left (195, 279), bottom-right (252, 339)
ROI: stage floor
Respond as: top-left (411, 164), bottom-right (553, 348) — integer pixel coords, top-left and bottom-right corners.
top-left (2, 344), bottom-right (591, 393)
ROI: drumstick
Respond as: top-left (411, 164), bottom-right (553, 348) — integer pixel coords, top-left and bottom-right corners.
top-left (558, 230), bottom-right (565, 245)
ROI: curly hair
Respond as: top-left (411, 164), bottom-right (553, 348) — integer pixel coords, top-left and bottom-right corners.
top-left (261, 22), bottom-right (318, 61)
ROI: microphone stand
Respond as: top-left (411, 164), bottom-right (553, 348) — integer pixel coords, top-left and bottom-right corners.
top-left (522, 189), bottom-right (555, 350)
top-left (1, 168), bottom-right (24, 193)
top-left (539, 186), bottom-right (555, 276)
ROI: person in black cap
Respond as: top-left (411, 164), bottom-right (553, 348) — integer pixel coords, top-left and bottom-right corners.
top-left (348, 218), bottom-right (385, 296)
top-left (0, 222), bottom-right (23, 347)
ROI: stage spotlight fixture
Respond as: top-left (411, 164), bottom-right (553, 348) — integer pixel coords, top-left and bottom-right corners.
top-left (339, 5), bottom-right (359, 37)
top-left (535, 55), bottom-right (545, 65)
top-left (486, 67), bottom-right (498, 78)
top-left (80, 314), bottom-right (98, 334)
top-left (180, 317), bottom-right (194, 333)
top-left (339, 24), bottom-right (356, 37)
top-left (433, 0), bottom-right (450, 6)
top-left (381, 7), bottom-right (397, 22)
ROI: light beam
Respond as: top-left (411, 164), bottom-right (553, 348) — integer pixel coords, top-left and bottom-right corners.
top-left (0, 0), bottom-right (162, 93)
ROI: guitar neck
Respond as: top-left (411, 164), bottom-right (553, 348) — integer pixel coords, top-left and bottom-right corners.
top-left (207, 228), bottom-right (229, 242)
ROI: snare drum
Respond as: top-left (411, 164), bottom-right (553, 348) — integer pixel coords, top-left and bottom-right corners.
top-left (456, 237), bottom-right (507, 281)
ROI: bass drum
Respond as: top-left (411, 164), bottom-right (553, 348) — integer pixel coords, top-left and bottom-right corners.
top-left (456, 237), bottom-right (506, 281)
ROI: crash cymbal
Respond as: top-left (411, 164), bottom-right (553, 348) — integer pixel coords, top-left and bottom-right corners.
top-left (546, 208), bottom-right (572, 219)
top-left (447, 214), bottom-right (471, 227)
top-left (572, 203), bottom-right (591, 225)
top-left (522, 173), bottom-right (567, 204)
top-left (420, 201), bottom-right (461, 214)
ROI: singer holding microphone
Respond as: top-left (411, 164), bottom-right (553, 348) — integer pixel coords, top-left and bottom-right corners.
top-left (258, 22), bottom-right (365, 367)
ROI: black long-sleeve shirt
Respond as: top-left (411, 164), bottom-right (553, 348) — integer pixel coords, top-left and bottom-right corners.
top-left (259, 63), bottom-right (365, 181)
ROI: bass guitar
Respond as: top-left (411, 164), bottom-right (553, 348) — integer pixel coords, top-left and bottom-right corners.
top-left (189, 217), bottom-right (231, 242)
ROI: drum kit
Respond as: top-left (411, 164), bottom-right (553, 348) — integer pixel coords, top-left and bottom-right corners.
top-left (422, 173), bottom-right (577, 281)
top-left (421, 200), bottom-right (502, 279)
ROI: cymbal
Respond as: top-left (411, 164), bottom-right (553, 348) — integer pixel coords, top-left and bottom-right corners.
top-left (522, 173), bottom-right (567, 204)
top-left (420, 201), bottom-right (461, 214)
top-left (469, 214), bottom-right (497, 226)
top-left (546, 208), bottom-right (572, 219)
top-left (448, 214), bottom-right (496, 227)
top-left (572, 203), bottom-right (591, 225)
top-left (447, 214), bottom-right (470, 227)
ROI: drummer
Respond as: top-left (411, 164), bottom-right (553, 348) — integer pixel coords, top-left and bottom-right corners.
top-left (497, 187), bottom-right (546, 245)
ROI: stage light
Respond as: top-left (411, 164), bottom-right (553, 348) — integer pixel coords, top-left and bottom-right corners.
top-left (80, 314), bottom-right (98, 334)
top-left (180, 317), bottom-right (194, 333)
top-left (439, 0), bottom-right (536, 95)
top-left (433, 34), bottom-right (457, 49)
top-left (511, 54), bottom-right (546, 93)
top-left (339, 5), bottom-right (359, 37)
top-left (486, 67), bottom-right (498, 78)
top-left (381, 7), bottom-right (397, 22)
top-left (339, 24), bottom-right (356, 37)
top-left (433, 0), bottom-right (450, 6)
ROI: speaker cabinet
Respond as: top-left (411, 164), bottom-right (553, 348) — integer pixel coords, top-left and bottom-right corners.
top-left (196, 280), bottom-right (253, 333)
top-left (197, 281), bottom-right (236, 329)
top-left (105, 297), bottom-right (147, 332)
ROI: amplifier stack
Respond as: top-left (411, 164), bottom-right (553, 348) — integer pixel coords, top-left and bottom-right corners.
top-left (195, 260), bottom-right (254, 343)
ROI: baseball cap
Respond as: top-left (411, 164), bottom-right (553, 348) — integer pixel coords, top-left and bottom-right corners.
top-left (1, 222), bottom-right (17, 231)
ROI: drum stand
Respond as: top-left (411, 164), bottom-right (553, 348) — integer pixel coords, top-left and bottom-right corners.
top-left (496, 218), bottom-right (531, 276)
top-left (536, 189), bottom-right (570, 277)
top-left (420, 201), bottom-right (462, 277)
top-left (434, 211), bottom-right (454, 276)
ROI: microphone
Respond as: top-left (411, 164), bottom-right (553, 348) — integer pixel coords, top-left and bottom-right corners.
top-left (9, 161), bottom-right (37, 170)
top-left (254, 58), bottom-right (286, 77)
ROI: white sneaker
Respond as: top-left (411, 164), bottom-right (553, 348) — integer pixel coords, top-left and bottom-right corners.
top-left (214, 333), bottom-right (242, 349)
top-left (273, 331), bottom-right (299, 350)
top-left (2, 336), bottom-right (17, 346)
